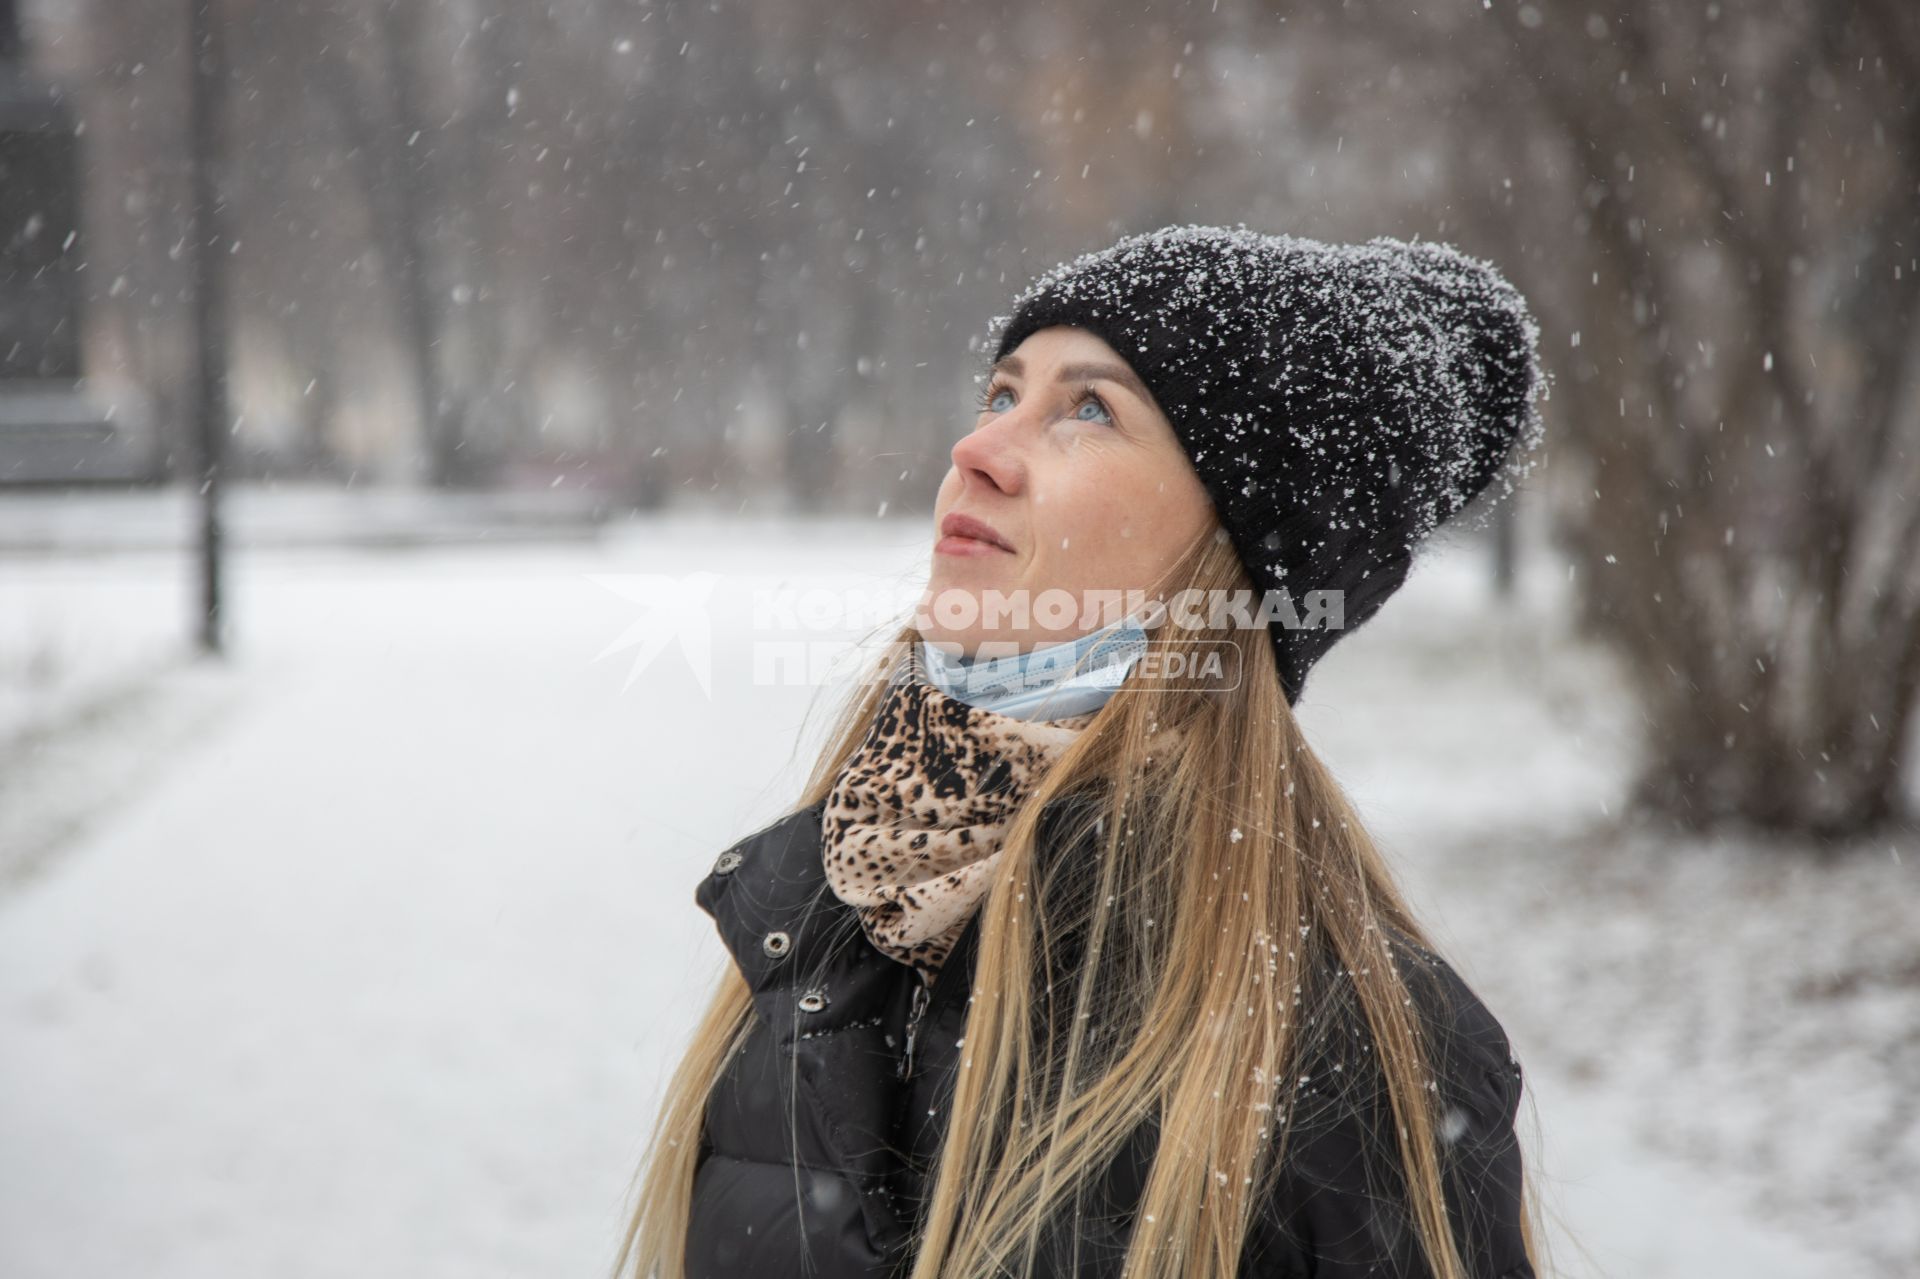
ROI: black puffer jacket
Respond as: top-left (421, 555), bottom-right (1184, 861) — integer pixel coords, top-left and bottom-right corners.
top-left (684, 797), bottom-right (1534, 1278)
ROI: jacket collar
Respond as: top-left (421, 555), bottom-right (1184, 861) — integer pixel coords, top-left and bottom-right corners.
top-left (693, 790), bottom-right (1097, 1017)
top-left (694, 797), bottom-right (991, 1016)
top-left (693, 798), bottom-right (866, 996)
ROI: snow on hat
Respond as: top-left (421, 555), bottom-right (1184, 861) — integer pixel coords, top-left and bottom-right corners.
top-left (981, 223), bottom-right (1550, 705)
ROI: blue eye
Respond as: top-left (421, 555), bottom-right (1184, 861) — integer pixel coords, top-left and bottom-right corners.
top-left (1073, 393), bottom-right (1114, 425)
top-left (973, 378), bottom-right (1115, 426)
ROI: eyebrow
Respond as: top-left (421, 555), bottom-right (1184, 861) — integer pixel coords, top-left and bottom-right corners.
top-left (990, 353), bottom-right (1156, 413)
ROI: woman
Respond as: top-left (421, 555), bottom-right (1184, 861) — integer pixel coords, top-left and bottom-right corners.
top-left (615, 225), bottom-right (1552, 1279)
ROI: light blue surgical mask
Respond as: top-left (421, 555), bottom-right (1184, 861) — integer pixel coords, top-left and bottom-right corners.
top-left (916, 613), bottom-right (1151, 721)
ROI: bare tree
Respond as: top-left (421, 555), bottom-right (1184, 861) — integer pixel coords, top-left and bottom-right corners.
top-left (1306, 0), bottom-right (1920, 835)
top-left (1493, 1), bottom-right (1919, 834)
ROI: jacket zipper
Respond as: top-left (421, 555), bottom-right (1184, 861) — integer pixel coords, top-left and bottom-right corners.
top-left (899, 978), bottom-right (933, 1081)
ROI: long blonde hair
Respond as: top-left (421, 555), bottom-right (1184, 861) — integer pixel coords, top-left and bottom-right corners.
top-left (612, 521), bottom-right (1552, 1279)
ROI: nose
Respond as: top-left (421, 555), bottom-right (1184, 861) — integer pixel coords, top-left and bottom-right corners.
top-left (950, 405), bottom-right (1027, 496)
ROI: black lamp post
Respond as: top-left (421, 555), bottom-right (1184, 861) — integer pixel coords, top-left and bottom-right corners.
top-left (186, 0), bottom-right (230, 656)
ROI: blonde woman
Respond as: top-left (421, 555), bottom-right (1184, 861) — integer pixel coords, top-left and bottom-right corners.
top-left (616, 225), bottom-right (1552, 1279)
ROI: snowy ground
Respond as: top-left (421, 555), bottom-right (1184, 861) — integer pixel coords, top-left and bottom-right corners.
top-left (0, 507), bottom-right (1911, 1278)
top-left (1297, 548), bottom-right (1920, 1278)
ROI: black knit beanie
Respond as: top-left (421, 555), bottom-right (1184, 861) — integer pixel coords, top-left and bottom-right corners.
top-left (981, 223), bottom-right (1549, 705)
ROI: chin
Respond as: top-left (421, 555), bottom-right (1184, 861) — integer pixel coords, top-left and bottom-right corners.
top-left (928, 565), bottom-right (1001, 598)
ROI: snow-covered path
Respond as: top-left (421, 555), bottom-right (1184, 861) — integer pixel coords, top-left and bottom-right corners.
top-left (0, 516), bottom-right (1875, 1277)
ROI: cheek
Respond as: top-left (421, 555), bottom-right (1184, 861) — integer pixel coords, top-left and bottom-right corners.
top-left (1032, 456), bottom-right (1180, 584)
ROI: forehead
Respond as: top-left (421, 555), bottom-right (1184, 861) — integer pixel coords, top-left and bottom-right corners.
top-left (990, 338), bottom-right (1154, 410)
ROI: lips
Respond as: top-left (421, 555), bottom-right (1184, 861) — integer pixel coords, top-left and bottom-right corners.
top-left (938, 512), bottom-right (1015, 554)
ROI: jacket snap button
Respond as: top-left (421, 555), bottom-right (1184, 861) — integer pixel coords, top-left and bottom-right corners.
top-left (761, 930), bottom-right (792, 958)
top-left (798, 989), bottom-right (829, 1013)
top-left (711, 851), bottom-right (743, 876)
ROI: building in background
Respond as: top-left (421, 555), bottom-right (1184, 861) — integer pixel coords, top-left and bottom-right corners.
top-left (0, 0), bottom-right (155, 486)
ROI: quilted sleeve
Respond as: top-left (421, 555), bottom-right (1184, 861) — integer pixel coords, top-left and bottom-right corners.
top-left (1240, 951), bottom-right (1534, 1278)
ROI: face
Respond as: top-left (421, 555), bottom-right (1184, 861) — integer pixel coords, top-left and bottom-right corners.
top-left (921, 325), bottom-right (1218, 657)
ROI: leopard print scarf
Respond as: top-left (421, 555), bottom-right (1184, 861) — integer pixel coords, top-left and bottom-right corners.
top-left (820, 665), bottom-right (1096, 982)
